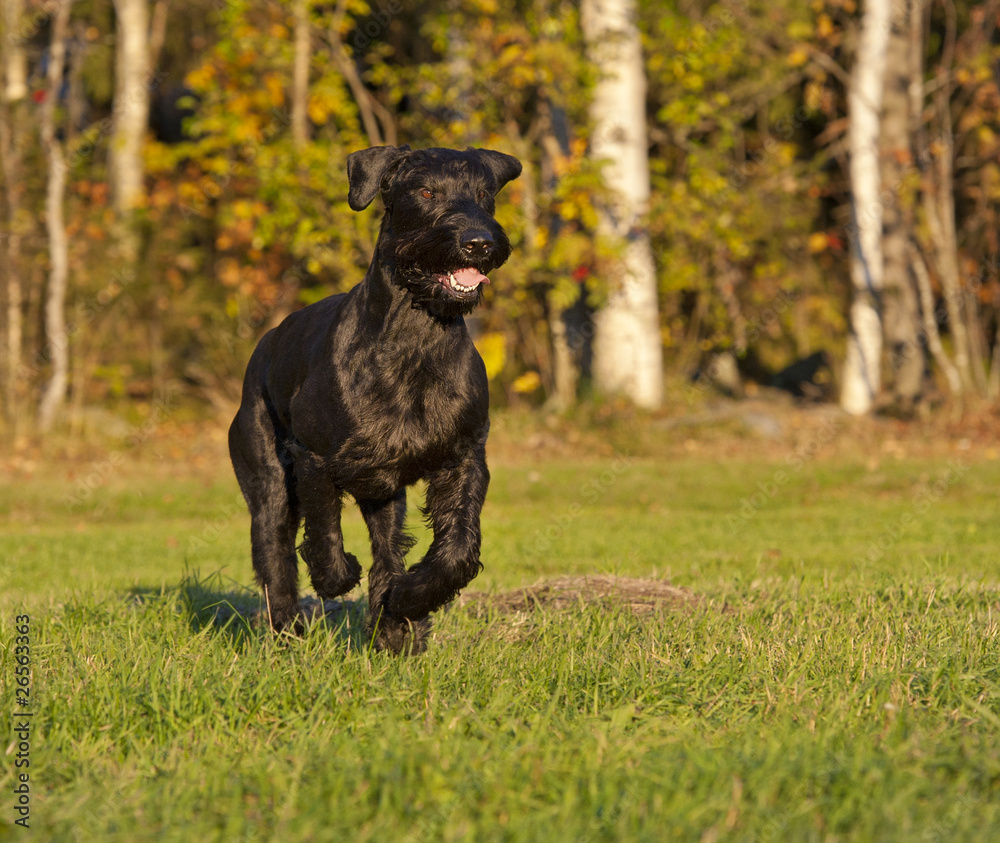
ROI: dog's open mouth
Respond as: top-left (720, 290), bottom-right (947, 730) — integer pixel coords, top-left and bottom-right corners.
top-left (435, 267), bottom-right (489, 296)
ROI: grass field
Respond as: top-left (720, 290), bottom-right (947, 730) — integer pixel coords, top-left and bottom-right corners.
top-left (2, 412), bottom-right (999, 840)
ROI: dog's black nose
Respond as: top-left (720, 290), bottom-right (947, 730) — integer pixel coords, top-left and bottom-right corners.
top-left (461, 231), bottom-right (494, 256)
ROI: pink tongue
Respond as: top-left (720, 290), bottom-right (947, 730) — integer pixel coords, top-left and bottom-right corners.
top-left (453, 267), bottom-right (489, 287)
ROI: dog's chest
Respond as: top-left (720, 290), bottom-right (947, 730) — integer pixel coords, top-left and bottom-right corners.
top-left (292, 347), bottom-right (486, 497)
top-left (362, 366), bottom-right (471, 447)
top-left (338, 392), bottom-right (480, 496)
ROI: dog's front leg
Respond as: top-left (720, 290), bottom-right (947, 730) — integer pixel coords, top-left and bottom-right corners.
top-left (358, 490), bottom-right (420, 653)
top-left (388, 442), bottom-right (489, 625)
top-left (296, 457), bottom-right (362, 601)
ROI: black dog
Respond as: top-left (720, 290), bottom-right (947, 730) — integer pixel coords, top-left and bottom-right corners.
top-left (228, 145), bottom-right (521, 653)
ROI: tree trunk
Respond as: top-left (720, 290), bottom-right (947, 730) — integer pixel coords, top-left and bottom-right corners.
top-left (111, 0), bottom-right (151, 263)
top-left (989, 321), bottom-right (1000, 400)
top-left (2, 0), bottom-right (28, 102)
top-left (880, 1), bottom-right (923, 414)
top-left (328, 0), bottom-right (395, 147)
top-left (919, 0), bottom-right (975, 395)
top-left (910, 244), bottom-right (961, 395)
top-left (0, 0), bottom-right (28, 425)
top-left (539, 99), bottom-right (585, 411)
top-left (582, 0), bottom-right (663, 409)
top-left (841, 0), bottom-right (892, 416)
top-left (291, 0), bottom-right (311, 149)
top-left (38, 0), bottom-right (73, 432)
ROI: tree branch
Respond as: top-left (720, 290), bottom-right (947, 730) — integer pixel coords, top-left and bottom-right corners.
top-left (327, 0), bottom-right (396, 147)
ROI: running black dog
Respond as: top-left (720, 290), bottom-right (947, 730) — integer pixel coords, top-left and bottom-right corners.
top-left (229, 145), bottom-right (521, 654)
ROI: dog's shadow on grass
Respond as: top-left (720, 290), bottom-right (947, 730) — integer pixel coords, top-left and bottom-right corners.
top-left (128, 572), bottom-right (701, 652)
top-left (129, 573), bottom-right (373, 651)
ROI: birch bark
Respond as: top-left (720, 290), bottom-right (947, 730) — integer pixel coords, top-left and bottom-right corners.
top-left (38, 0), bottom-right (74, 432)
top-left (841, 0), bottom-right (892, 415)
top-left (582, 0), bottom-right (663, 409)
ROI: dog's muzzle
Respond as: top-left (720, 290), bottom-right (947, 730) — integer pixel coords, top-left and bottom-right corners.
top-left (431, 228), bottom-right (500, 297)
top-left (435, 267), bottom-right (490, 296)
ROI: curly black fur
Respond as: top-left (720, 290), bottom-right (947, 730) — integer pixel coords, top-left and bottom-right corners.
top-left (228, 145), bottom-right (521, 654)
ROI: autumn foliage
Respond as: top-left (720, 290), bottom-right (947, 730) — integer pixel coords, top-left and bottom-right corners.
top-left (2, 0), bottom-right (999, 424)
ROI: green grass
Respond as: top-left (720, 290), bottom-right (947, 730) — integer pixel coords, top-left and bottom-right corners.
top-left (2, 443), bottom-right (999, 840)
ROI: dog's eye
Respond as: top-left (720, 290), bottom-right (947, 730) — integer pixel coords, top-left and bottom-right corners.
top-left (478, 189), bottom-right (487, 200)
top-left (420, 189), bottom-right (435, 200)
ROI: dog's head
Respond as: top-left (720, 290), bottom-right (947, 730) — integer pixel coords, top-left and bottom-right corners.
top-left (347, 145), bottom-right (522, 319)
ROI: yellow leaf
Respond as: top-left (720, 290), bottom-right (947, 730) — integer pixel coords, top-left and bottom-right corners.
top-left (789, 46), bottom-right (809, 67)
top-left (474, 332), bottom-right (507, 381)
top-left (512, 371), bottom-right (541, 394)
top-left (264, 74), bottom-right (285, 108)
top-left (808, 232), bottom-right (828, 253)
top-left (308, 93), bottom-right (333, 126)
top-left (218, 258), bottom-right (241, 287)
top-left (185, 64), bottom-right (216, 92)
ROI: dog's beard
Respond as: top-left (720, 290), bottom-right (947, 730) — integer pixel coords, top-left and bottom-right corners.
top-left (392, 225), bottom-right (511, 320)
top-left (394, 268), bottom-right (486, 319)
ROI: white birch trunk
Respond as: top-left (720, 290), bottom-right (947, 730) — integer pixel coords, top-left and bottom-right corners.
top-left (582, 0), bottom-right (663, 409)
top-left (841, 0), bottom-right (892, 415)
top-left (880, 0), bottom-right (922, 410)
top-left (111, 0), bottom-right (150, 217)
top-left (1, 0), bottom-right (28, 422)
top-left (3, 0), bottom-right (28, 102)
top-left (291, 0), bottom-right (310, 148)
top-left (38, 0), bottom-right (73, 432)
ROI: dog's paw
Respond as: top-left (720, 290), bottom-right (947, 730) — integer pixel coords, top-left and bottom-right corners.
top-left (266, 607), bottom-right (306, 638)
top-left (303, 549), bottom-right (363, 600)
top-left (369, 615), bottom-right (430, 656)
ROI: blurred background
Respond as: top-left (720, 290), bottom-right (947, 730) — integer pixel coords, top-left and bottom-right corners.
top-left (1, 0), bottom-right (999, 441)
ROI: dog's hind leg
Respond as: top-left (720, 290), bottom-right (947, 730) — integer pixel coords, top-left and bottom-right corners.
top-left (229, 380), bottom-right (302, 632)
top-left (296, 458), bottom-right (362, 600)
top-left (388, 439), bottom-right (489, 624)
top-left (357, 491), bottom-right (419, 653)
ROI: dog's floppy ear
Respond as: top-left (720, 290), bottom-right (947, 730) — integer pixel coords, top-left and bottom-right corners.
top-left (347, 145), bottom-right (411, 211)
top-left (475, 148), bottom-right (522, 194)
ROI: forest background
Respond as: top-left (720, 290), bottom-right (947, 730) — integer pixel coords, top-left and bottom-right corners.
top-left (3, 6), bottom-right (1000, 836)
top-left (2, 0), bottom-right (1000, 434)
